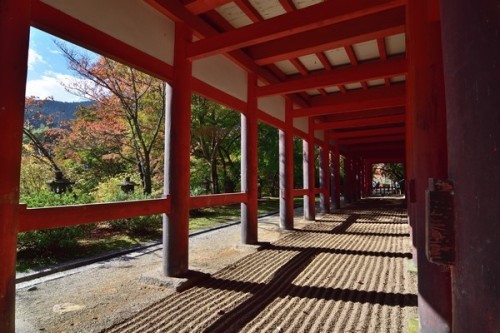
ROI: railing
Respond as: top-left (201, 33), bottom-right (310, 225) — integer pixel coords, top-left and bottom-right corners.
top-left (18, 188), bottom-right (325, 233)
top-left (18, 197), bottom-right (171, 232)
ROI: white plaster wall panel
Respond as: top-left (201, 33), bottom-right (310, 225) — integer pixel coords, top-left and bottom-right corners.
top-left (315, 129), bottom-right (324, 141)
top-left (193, 55), bottom-right (248, 103)
top-left (43, 0), bottom-right (174, 65)
top-left (293, 116), bottom-right (308, 134)
top-left (258, 96), bottom-right (285, 122)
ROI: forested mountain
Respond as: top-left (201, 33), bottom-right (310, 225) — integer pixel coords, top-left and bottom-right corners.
top-left (25, 100), bottom-right (94, 127)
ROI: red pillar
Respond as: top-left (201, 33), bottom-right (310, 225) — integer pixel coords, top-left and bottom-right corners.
top-left (440, 0), bottom-right (500, 331)
top-left (344, 155), bottom-right (353, 203)
top-left (319, 143), bottom-right (331, 213)
top-left (241, 73), bottom-right (258, 243)
top-left (407, 0), bottom-right (452, 331)
top-left (279, 99), bottom-right (294, 229)
top-left (303, 118), bottom-right (316, 220)
top-left (0, 1), bottom-right (30, 332)
top-left (332, 145), bottom-right (341, 209)
top-left (163, 23), bottom-right (192, 277)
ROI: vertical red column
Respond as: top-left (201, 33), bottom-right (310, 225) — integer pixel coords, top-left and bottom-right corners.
top-left (279, 98), bottom-right (294, 229)
top-left (163, 22), bottom-right (192, 277)
top-left (343, 155), bottom-right (352, 203)
top-left (241, 73), bottom-right (258, 244)
top-left (0, 1), bottom-right (30, 332)
top-left (440, 0), bottom-right (500, 331)
top-left (319, 143), bottom-right (331, 213)
top-left (407, 0), bottom-right (452, 331)
top-left (303, 118), bottom-right (316, 221)
top-left (332, 144), bottom-right (341, 209)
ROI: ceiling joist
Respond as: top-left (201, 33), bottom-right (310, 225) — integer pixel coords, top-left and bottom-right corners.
top-left (259, 58), bottom-right (406, 97)
top-left (294, 85), bottom-right (406, 118)
top-left (187, 0), bottom-right (405, 59)
top-left (337, 134), bottom-right (405, 145)
top-left (330, 127), bottom-right (405, 139)
top-left (316, 114), bottom-right (405, 130)
top-left (248, 7), bottom-right (405, 65)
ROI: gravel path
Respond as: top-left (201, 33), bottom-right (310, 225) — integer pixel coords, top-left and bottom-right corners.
top-left (102, 198), bottom-right (417, 333)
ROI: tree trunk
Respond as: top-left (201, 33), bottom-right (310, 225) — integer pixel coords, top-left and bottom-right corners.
top-left (210, 157), bottom-right (219, 194)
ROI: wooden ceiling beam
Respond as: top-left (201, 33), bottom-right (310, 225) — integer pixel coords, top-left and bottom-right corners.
top-left (343, 142), bottom-right (405, 152)
top-left (258, 57), bottom-right (406, 97)
top-left (321, 106), bottom-right (405, 122)
top-left (234, 0), bottom-right (263, 22)
top-left (279, 0), bottom-right (296, 12)
top-left (147, 0), bottom-right (308, 107)
top-left (188, 0), bottom-right (405, 59)
top-left (185, 0), bottom-right (233, 15)
top-left (337, 134), bottom-right (405, 145)
top-left (330, 127), bottom-right (405, 139)
top-left (316, 114), bottom-right (405, 130)
top-left (294, 85), bottom-right (406, 118)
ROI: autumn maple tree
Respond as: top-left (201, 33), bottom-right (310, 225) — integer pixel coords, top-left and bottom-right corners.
top-left (57, 43), bottom-right (165, 194)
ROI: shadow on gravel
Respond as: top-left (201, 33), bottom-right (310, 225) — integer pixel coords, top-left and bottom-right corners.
top-left (199, 208), bottom-right (416, 333)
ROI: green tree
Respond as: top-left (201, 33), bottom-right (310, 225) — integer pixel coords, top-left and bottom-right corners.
top-left (190, 95), bottom-right (240, 194)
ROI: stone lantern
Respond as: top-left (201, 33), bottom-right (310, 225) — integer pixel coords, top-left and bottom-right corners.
top-left (119, 176), bottom-right (137, 194)
top-left (47, 170), bottom-right (74, 194)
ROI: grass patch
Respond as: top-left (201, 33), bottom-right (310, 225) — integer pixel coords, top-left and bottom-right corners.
top-left (16, 225), bottom-right (160, 273)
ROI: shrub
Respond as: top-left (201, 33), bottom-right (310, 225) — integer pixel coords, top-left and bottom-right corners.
top-left (18, 192), bottom-right (94, 254)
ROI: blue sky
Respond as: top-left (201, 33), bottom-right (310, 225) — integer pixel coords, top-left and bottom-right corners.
top-left (26, 28), bottom-right (96, 102)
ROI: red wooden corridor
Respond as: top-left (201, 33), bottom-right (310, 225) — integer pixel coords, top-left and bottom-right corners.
top-left (1, 0), bottom-right (499, 332)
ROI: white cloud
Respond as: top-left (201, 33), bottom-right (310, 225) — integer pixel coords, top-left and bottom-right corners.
top-left (27, 48), bottom-right (46, 70)
top-left (25, 72), bottom-right (87, 102)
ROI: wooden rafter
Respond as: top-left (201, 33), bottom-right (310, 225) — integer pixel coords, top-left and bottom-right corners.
top-left (247, 7), bottom-right (405, 65)
top-left (147, 0), bottom-right (308, 107)
top-left (188, 0), bottom-right (405, 59)
top-left (257, 57), bottom-right (406, 97)
top-left (185, 0), bottom-right (233, 15)
top-left (316, 114), bottom-right (405, 130)
top-left (338, 134), bottom-right (405, 145)
top-left (295, 85), bottom-right (406, 118)
top-left (330, 127), bottom-right (405, 139)
top-left (234, 0), bottom-right (262, 22)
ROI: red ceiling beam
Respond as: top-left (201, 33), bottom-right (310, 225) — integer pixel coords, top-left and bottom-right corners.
top-left (147, 0), bottom-right (308, 107)
top-left (31, 1), bottom-right (174, 82)
top-left (257, 57), bottom-right (406, 97)
top-left (330, 127), bottom-right (405, 139)
top-left (321, 107), bottom-right (405, 122)
top-left (294, 84), bottom-right (406, 118)
top-left (188, 0), bottom-right (405, 59)
top-left (248, 7), bottom-right (405, 65)
top-left (316, 114), bottom-right (405, 130)
top-left (338, 134), bottom-right (405, 145)
top-left (279, 0), bottom-right (296, 12)
top-left (185, 0), bottom-right (233, 15)
top-left (344, 141), bottom-right (405, 150)
top-left (234, 0), bottom-right (263, 22)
